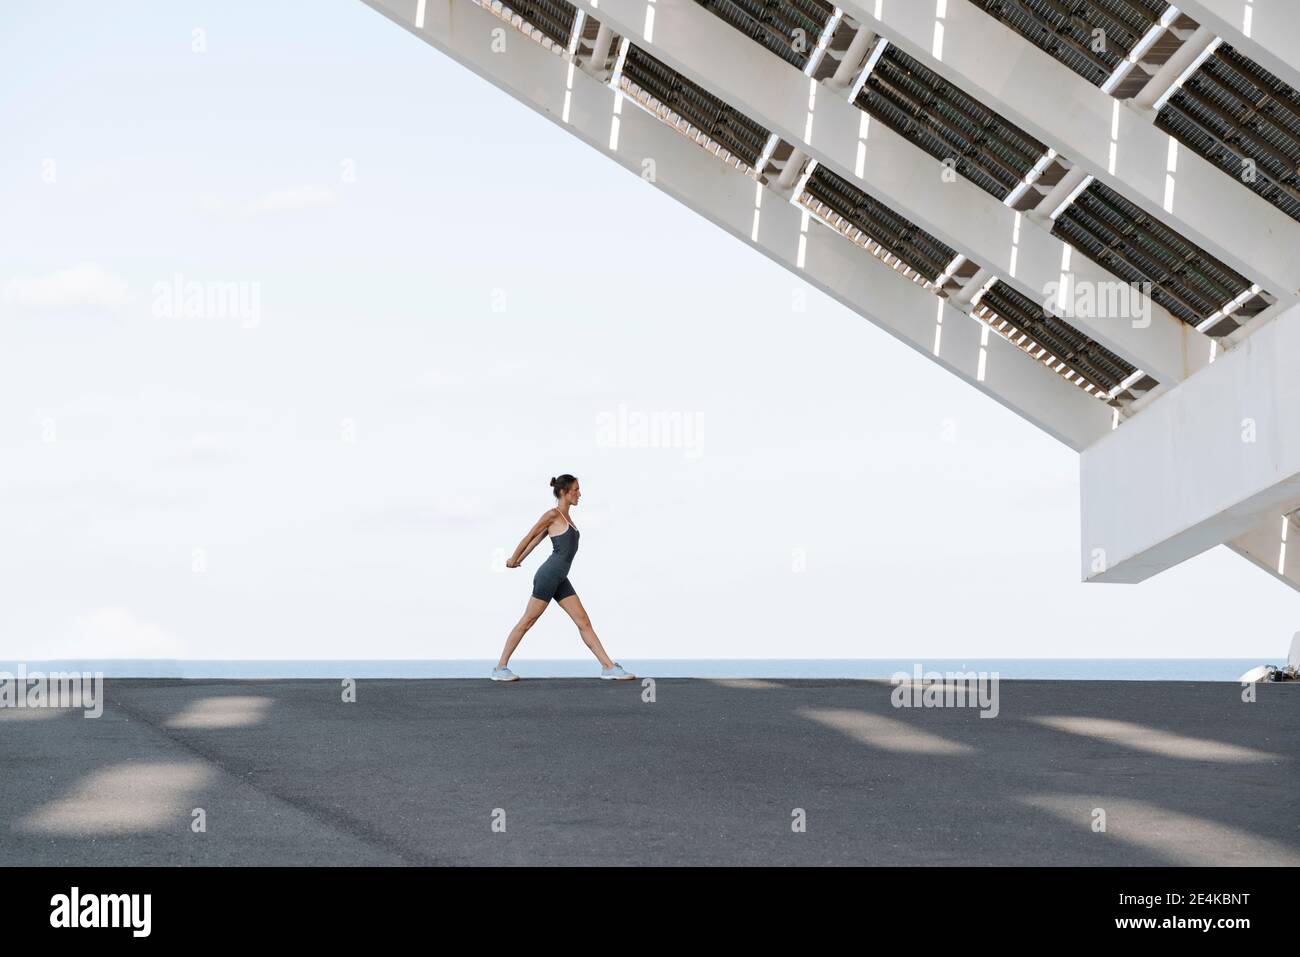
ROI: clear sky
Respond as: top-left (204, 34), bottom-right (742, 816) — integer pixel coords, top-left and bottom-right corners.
top-left (1, 0), bottom-right (1295, 662)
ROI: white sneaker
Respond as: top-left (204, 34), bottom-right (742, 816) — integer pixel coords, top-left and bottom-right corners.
top-left (600, 662), bottom-right (635, 680)
top-left (491, 666), bottom-right (519, 682)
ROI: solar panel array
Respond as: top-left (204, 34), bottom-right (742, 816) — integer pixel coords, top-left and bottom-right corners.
top-left (1053, 180), bottom-right (1268, 332)
top-left (855, 43), bottom-right (1048, 202)
top-left (680, 0), bottom-right (1160, 398)
top-left (976, 280), bottom-right (1139, 396)
top-left (693, 0), bottom-right (836, 71)
top-left (802, 166), bottom-right (959, 283)
top-left (960, 2), bottom-right (1286, 330)
top-left (1156, 45), bottom-right (1300, 223)
top-left (382, 0), bottom-right (1300, 423)
top-left (966, 0), bottom-right (1170, 88)
top-left (500, 0), bottom-right (579, 47)
top-left (619, 44), bottom-right (773, 169)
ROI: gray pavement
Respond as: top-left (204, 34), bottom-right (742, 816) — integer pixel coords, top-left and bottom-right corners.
top-left (1, 677), bottom-right (1296, 865)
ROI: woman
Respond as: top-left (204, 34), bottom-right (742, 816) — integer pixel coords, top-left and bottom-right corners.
top-left (492, 474), bottom-right (634, 681)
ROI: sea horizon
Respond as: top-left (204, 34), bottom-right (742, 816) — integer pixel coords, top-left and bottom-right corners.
top-left (0, 658), bottom-right (1276, 681)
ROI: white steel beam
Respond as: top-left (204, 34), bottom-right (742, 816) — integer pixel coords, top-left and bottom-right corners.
top-left (568, 0), bottom-right (1211, 386)
top-left (828, 26), bottom-right (877, 91)
top-left (1080, 303), bottom-right (1300, 587)
top-left (359, 0), bottom-right (1113, 450)
top-left (1228, 511), bottom-right (1300, 593)
top-left (836, 0), bottom-right (1300, 305)
top-left (1176, 0), bottom-right (1300, 95)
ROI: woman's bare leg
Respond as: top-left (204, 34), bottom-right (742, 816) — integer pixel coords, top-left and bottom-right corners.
top-left (557, 595), bottom-right (615, 669)
top-left (497, 597), bottom-right (548, 668)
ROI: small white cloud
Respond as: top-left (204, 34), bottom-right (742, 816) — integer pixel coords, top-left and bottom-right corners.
top-left (489, 357), bottom-right (531, 378)
top-left (197, 193), bottom-right (226, 216)
top-left (49, 606), bottom-right (188, 658)
top-left (3, 263), bottom-right (129, 311)
top-left (242, 185), bottom-right (336, 217)
top-left (158, 433), bottom-right (244, 469)
top-left (198, 186), bottom-right (337, 219)
top-left (360, 496), bottom-right (491, 529)
top-left (406, 369), bottom-right (467, 391)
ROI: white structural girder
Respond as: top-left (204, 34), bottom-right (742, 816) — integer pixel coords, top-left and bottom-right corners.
top-left (1080, 303), bottom-right (1300, 590)
top-left (1177, 0), bottom-right (1300, 95)
top-left (359, 0), bottom-right (1113, 450)
top-left (837, 0), bottom-right (1300, 305)
top-left (570, 0), bottom-right (1212, 386)
top-left (1229, 511), bottom-right (1300, 592)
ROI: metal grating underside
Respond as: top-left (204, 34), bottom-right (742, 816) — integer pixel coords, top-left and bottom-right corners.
top-left (499, 0), bottom-right (579, 47)
top-left (1156, 45), bottom-right (1300, 223)
top-left (1053, 180), bottom-right (1267, 329)
top-left (802, 166), bottom-right (959, 282)
top-left (619, 45), bottom-right (772, 168)
top-left (968, 0), bottom-right (1171, 88)
top-left (978, 280), bottom-right (1139, 396)
top-left (694, 0), bottom-right (835, 71)
top-left (855, 43), bottom-right (1048, 201)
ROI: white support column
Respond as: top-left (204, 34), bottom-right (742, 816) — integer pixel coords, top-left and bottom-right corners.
top-left (1176, 0), bottom-right (1300, 95)
top-left (359, 0), bottom-right (1113, 450)
top-left (1080, 302), bottom-right (1300, 587)
top-left (828, 26), bottom-right (876, 91)
top-left (776, 149), bottom-right (807, 190)
top-left (835, 0), bottom-right (1300, 306)
top-left (586, 24), bottom-right (615, 76)
top-left (567, 0), bottom-right (1212, 386)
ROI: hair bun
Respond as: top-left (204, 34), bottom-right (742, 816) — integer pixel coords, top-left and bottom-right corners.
top-left (549, 476), bottom-right (557, 487)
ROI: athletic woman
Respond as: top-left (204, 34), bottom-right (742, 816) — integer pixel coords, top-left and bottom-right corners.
top-left (492, 474), bottom-right (634, 681)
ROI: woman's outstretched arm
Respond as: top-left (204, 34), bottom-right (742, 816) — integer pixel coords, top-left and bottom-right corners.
top-left (505, 510), bottom-right (558, 568)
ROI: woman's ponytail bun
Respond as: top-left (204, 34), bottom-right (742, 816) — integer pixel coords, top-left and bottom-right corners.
top-left (550, 474), bottom-right (577, 500)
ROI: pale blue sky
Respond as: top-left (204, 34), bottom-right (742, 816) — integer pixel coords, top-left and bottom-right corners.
top-left (1, 0), bottom-right (1295, 661)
